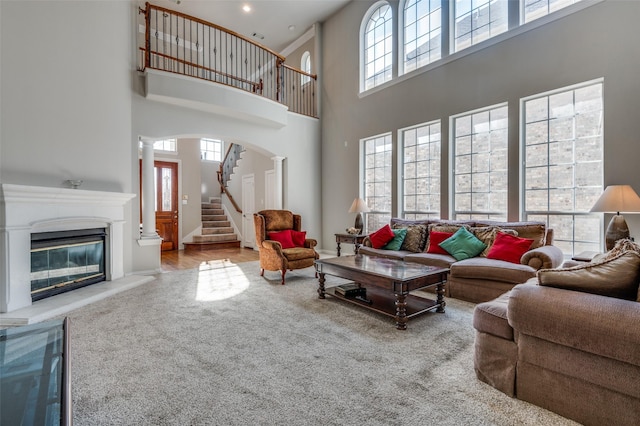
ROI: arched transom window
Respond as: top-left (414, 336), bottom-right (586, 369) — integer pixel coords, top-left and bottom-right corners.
top-left (362, 2), bottom-right (393, 91)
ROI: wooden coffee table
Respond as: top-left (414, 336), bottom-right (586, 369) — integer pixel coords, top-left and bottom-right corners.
top-left (315, 255), bottom-right (448, 330)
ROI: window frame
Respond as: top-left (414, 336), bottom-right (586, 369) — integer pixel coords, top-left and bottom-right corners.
top-left (399, 0), bottom-right (443, 75)
top-left (301, 51), bottom-right (311, 85)
top-left (200, 138), bottom-right (223, 162)
top-left (360, 132), bottom-right (394, 232)
top-left (520, 78), bottom-right (604, 255)
top-left (521, 0), bottom-right (584, 24)
top-left (398, 120), bottom-right (442, 219)
top-left (450, 102), bottom-right (509, 221)
top-left (360, 1), bottom-right (394, 93)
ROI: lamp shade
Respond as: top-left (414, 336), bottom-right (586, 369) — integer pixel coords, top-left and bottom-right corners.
top-left (590, 185), bottom-right (640, 214)
top-left (348, 197), bottom-right (370, 214)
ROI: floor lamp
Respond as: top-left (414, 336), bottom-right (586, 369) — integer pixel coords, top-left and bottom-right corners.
top-left (590, 185), bottom-right (640, 250)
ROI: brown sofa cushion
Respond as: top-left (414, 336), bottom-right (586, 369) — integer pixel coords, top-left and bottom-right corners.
top-left (473, 291), bottom-right (514, 340)
top-left (475, 221), bottom-right (546, 249)
top-left (537, 251), bottom-right (640, 300)
top-left (451, 257), bottom-right (537, 284)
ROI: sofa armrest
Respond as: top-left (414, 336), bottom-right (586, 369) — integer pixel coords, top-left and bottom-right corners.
top-left (508, 281), bottom-right (640, 366)
top-left (362, 236), bottom-right (372, 247)
top-left (304, 238), bottom-right (318, 249)
top-left (520, 245), bottom-right (564, 270)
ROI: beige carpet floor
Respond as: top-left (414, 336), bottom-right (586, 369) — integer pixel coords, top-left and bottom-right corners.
top-left (62, 260), bottom-right (577, 425)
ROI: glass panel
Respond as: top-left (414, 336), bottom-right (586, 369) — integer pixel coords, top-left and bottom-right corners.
top-left (0, 319), bottom-right (67, 425)
top-left (161, 167), bottom-right (172, 211)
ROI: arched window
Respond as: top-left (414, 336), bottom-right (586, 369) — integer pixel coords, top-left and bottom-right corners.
top-left (301, 51), bottom-right (311, 85)
top-left (401, 0), bottom-right (442, 74)
top-left (361, 2), bottom-right (393, 91)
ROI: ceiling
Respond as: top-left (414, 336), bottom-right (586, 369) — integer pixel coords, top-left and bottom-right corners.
top-left (145, 0), bottom-right (352, 53)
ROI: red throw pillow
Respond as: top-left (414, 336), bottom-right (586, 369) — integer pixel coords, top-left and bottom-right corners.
top-left (486, 232), bottom-right (534, 264)
top-left (290, 230), bottom-right (307, 247)
top-left (369, 224), bottom-right (395, 249)
top-left (269, 230), bottom-right (295, 249)
top-left (427, 231), bottom-right (454, 255)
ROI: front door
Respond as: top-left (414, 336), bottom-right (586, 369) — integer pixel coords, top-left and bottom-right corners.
top-left (154, 161), bottom-right (179, 251)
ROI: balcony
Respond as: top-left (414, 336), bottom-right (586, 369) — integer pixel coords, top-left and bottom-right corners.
top-left (138, 2), bottom-right (317, 120)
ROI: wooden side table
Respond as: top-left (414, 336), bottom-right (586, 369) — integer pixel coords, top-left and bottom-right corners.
top-left (334, 233), bottom-right (368, 256)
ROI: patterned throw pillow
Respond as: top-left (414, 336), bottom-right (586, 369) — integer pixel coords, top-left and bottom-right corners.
top-left (393, 224), bottom-right (428, 252)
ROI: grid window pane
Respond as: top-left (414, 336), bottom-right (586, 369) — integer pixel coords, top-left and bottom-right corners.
top-left (153, 139), bottom-right (177, 152)
top-left (452, 105), bottom-right (508, 221)
top-left (362, 133), bottom-right (393, 232)
top-left (454, 0), bottom-right (508, 52)
top-left (401, 121), bottom-right (441, 219)
top-left (364, 4), bottom-right (393, 90)
top-left (522, 81), bottom-right (603, 255)
top-left (403, 0), bottom-right (442, 74)
top-left (200, 138), bottom-right (223, 162)
top-left (523, 0), bottom-right (583, 24)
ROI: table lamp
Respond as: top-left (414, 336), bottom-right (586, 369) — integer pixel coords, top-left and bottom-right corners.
top-left (590, 185), bottom-right (640, 250)
top-left (348, 197), bottom-right (370, 233)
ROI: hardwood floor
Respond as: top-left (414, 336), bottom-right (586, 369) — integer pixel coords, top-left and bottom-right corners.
top-left (161, 247), bottom-right (259, 271)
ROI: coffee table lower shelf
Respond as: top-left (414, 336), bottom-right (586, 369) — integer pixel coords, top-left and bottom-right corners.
top-left (327, 285), bottom-right (441, 319)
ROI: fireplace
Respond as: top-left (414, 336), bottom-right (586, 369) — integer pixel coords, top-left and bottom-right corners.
top-left (31, 228), bottom-right (107, 301)
top-left (1, 184), bottom-right (136, 314)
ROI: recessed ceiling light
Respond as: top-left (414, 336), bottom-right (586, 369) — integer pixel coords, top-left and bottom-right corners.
top-left (288, 25), bottom-right (296, 31)
top-left (242, 4), bottom-right (251, 12)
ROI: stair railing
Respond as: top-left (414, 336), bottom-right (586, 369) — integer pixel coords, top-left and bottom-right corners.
top-left (138, 2), bottom-right (317, 118)
top-left (217, 143), bottom-right (243, 213)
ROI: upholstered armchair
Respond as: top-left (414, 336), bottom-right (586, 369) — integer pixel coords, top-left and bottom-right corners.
top-left (253, 210), bottom-right (319, 284)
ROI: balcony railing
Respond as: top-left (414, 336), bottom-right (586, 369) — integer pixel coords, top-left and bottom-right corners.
top-left (138, 2), bottom-right (317, 118)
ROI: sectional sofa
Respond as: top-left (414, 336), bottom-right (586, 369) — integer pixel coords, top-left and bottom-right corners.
top-left (358, 218), bottom-right (565, 303)
top-left (474, 241), bottom-right (640, 425)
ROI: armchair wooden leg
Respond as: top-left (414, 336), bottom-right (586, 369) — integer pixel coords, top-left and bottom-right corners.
top-left (281, 270), bottom-right (286, 285)
top-left (260, 268), bottom-right (265, 277)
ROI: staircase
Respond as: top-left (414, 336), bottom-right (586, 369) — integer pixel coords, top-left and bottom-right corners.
top-left (183, 198), bottom-right (241, 251)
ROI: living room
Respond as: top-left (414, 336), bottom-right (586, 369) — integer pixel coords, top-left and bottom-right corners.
top-left (1, 0), bottom-right (639, 424)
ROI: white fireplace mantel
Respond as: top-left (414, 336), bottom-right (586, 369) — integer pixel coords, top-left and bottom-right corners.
top-left (0, 184), bottom-right (136, 313)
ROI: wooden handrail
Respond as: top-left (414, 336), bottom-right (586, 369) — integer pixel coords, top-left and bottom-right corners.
top-left (281, 63), bottom-right (317, 81)
top-left (216, 170), bottom-right (243, 214)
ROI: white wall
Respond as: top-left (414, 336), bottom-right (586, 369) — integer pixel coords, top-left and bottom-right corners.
top-left (1, 0), bottom-right (136, 271)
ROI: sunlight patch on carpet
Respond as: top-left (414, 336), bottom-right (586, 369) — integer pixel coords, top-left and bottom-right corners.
top-left (195, 261), bottom-right (250, 301)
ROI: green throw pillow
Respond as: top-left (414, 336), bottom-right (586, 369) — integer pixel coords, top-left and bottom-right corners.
top-left (383, 228), bottom-right (408, 250)
top-left (439, 227), bottom-right (487, 260)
